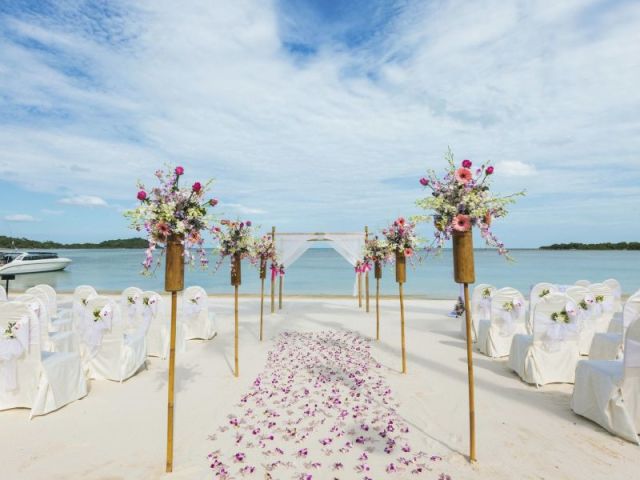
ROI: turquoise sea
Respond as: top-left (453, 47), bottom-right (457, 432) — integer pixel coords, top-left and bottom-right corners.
top-left (5, 248), bottom-right (640, 299)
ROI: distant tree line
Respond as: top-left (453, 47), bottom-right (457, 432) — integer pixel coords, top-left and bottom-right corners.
top-left (540, 242), bottom-right (640, 250)
top-left (0, 236), bottom-right (149, 249)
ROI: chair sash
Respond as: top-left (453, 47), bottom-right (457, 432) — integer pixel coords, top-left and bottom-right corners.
top-left (0, 315), bottom-right (29, 391)
top-left (81, 304), bottom-right (114, 358)
top-left (534, 302), bottom-right (579, 352)
top-left (497, 299), bottom-right (524, 337)
top-left (184, 294), bottom-right (204, 318)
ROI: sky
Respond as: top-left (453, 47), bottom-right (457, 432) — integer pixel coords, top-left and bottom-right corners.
top-left (0, 0), bottom-right (639, 247)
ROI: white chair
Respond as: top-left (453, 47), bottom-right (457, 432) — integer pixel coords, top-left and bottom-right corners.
top-left (603, 278), bottom-right (623, 313)
top-left (460, 284), bottom-right (495, 342)
top-left (590, 296), bottom-right (640, 361)
top-left (142, 291), bottom-right (186, 359)
top-left (565, 285), bottom-right (612, 355)
top-left (120, 287), bottom-right (143, 332)
top-left (608, 289), bottom-right (640, 335)
top-left (529, 283), bottom-right (557, 333)
top-left (80, 296), bottom-right (146, 382)
top-left (182, 286), bottom-right (217, 340)
top-left (0, 302), bottom-right (87, 418)
top-left (571, 317), bottom-right (640, 444)
top-left (0, 285), bottom-right (6, 302)
top-left (15, 294), bottom-right (76, 354)
top-left (34, 284), bottom-right (71, 332)
top-left (509, 293), bottom-right (580, 386)
top-left (575, 280), bottom-right (591, 287)
top-left (70, 285), bottom-right (98, 330)
top-left (26, 287), bottom-right (72, 335)
top-left (477, 287), bottom-right (527, 358)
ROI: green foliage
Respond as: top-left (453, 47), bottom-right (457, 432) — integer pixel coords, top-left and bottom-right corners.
top-left (539, 242), bottom-right (640, 250)
top-left (0, 236), bottom-right (148, 249)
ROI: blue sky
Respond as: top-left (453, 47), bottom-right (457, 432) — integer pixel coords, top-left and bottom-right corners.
top-left (0, 0), bottom-right (639, 247)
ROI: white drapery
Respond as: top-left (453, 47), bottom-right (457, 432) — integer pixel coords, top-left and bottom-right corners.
top-left (275, 232), bottom-right (366, 296)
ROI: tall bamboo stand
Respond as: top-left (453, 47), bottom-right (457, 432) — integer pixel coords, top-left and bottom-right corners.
top-left (165, 235), bottom-right (184, 473)
top-left (396, 251), bottom-right (407, 374)
top-left (453, 230), bottom-right (477, 462)
top-left (259, 259), bottom-right (266, 341)
top-left (231, 254), bottom-right (241, 377)
top-left (278, 272), bottom-right (283, 310)
top-left (270, 226), bottom-right (276, 314)
top-left (375, 260), bottom-right (381, 341)
top-left (365, 226), bottom-right (370, 313)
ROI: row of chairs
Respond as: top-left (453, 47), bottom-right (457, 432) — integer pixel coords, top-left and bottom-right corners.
top-left (0, 284), bottom-right (217, 418)
top-left (460, 279), bottom-right (640, 444)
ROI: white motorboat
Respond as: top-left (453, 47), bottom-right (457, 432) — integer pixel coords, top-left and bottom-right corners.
top-left (0, 251), bottom-right (72, 275)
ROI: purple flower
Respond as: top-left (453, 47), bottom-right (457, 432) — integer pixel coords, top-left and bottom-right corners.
top-left (419, 177), bottom-right (429, 186)
top-left (462, 159), bottom-right (472, 168)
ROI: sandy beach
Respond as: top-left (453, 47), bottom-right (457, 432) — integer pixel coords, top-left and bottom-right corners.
top-left (1, 295), bottom-right (637, 480)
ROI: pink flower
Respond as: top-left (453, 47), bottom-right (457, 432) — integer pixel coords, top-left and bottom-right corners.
top-left (419, 177), bottom-right (429, 186)
top-left (156, 222), bottom-right (171, 237)
top-left (486, 165), bottom-right (494, 175)
top-left (404, 248), bottom-right (413, 257)
top-left (209, 198), bottom-right (218, 207)
top-left (462, 159), bottom-right (472, 168)
top-left (175, 166), bottom-right (184, 176)
top-left (192, 182), bottom-right (202, 193)
top-left (137, 190), bottom-right (147, 201)
top-left (246, 220), bottom-right (252, 227)
top-left (455, 168), bottom-right (472, 184)
top-left (452, 214), bottom-right (471, 232)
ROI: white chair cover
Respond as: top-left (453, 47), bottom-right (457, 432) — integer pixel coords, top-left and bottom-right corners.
top-left (0, 302), bottom-right (87, 418)
top-left (182, 286), bottom-right (217, 340)
top-left (603, 278), bottom-right (623, 313)
top-left (575, 280), bottom-right (591, 287)
top-left (509, 293), bottom-right (580, 385)
top-left (142, 291), bottom-right (186, 359)
top-left (34, 284), bottom-right (72, 332)
top-left (608, 289), bottom-right (640, 335)
top-left (27, 286), bottom-right (72, 335)
top-left (460, 284), bottom-right (495, 342)
top-left (528, 282), bottom-right (558, 333)
top-left (565, 285), bottom-right (609, 355)
top-left (120, 287), bottom-right (144, 332)
top-left (16, 294), bottom-right (76, 354)
top-left (477, 287), bottom-right (527, 358)
top-left (571, 317), bottom-right (640, 443)
top-left (70, 285), bottom-right (98, 331)
top-left (590, 296), bottom-right (640, 361)
top-left (80, 296), bottom-right (146, 382)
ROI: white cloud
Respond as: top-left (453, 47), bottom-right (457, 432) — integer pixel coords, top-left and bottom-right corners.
top-left (58, 195), bottom-right (108, 207)
top-left (494, 161), bottom-right (537, 177)
top-left (0, 1), bottom-right (639, 243)
top-left (4, 214), bottom-right (38, 222)
top-left (223, 203), bottom-right (267, 215)
top-left (41, 209), bottom-right (64, 215)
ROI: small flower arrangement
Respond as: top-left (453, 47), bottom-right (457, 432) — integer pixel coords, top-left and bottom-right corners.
top-left (595, 295), bottom-right (605, 303)
top-left (3, 321), bottom-right (19, 339)
top-left (415, 148), bottom-right (525, 257)
top-left (578, 299), bottom-right (589, 310)
top-left (538, 289), bottom-right (550, 298)
top-left (362, 236), bottom-right (393, 266)
top-left (211, 220), bottom-right (256, 262)
top-left (251, 234), bottom-right (277, 263)
top-left (92, 308), bottom-right (103, 322)
top-left (127, 295), bottom-right (137, 305)
top-left (481, 287), bottom-right (492, 299)
top-left (502, 299), bottom-right (523, 312)
top-left (550, 309), bottom-right (571, 323)
top-left (381, 217), bottom-right (418, 257)
top-left (124, 165), bottom-right (218, 273)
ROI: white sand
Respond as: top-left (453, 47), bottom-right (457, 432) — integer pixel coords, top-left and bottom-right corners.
top-left (1, 295), bottom-right (638, 480)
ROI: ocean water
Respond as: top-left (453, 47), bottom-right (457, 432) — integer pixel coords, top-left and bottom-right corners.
top-left (4, 248), bottom-right (640, 298)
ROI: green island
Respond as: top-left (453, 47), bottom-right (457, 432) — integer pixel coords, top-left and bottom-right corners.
top-left (0, 235), bottom-right (148, 249)
top-left (540, 242), bottom-right (640, 250)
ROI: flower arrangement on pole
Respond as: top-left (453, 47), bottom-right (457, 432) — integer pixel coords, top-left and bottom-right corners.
top-left (415, 148), bottom-right (524, 258)
top-left (125, 165), bottom-right (217, 274)
top-left (211, 219), bottom-right (256, 377)
top-left (251, 233), bottom-right (277, 341)
top-left (363, 235), bottom-right (393, 275)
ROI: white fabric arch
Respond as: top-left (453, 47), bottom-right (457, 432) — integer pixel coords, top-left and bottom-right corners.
top-left (275, 232), bottom-right (366, 296)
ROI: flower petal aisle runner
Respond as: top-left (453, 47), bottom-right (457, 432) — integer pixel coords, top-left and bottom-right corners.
top-left (208, 331), bottom-right (450, 480)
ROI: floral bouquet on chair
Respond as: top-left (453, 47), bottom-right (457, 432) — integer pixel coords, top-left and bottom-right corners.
top-left (125, 165), bottom-right (218, 273)
top-left (415, 148), bottom-right (524, 257)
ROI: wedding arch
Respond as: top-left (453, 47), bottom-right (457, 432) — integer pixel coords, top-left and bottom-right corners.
top-left (273, 230), bottom-right (368, 306)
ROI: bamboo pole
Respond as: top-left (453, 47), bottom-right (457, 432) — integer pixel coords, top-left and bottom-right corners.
top-left (278, 273), bottom-right (283, 310)
top-left (234, 284), bottom-right (239, 377)
top-left (260, 276), bottom-right (265, 341)
top-left (463, 283), bottom-right (476, 462)
top-left (399, 282), bottom-right (406, 374)
top-left (166, 291), bottom-right (177, 472)
top-left (358, 272), bottom-right (362, 308)
top-left (271, 226), bottom-right (276, 314)
top-left (365, 226), bottom-right (370, 313)
top-left (376, 277), bottom-right (380, 341)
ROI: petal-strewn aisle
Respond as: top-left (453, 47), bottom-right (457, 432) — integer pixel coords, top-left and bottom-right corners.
top-left (208, 330), bottom-right (450, 479)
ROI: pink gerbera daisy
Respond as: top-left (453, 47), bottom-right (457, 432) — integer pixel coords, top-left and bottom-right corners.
top-left (454, 167), bottom-right (472, 184)
top-left (452, 214), bottom-right (471, 232)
